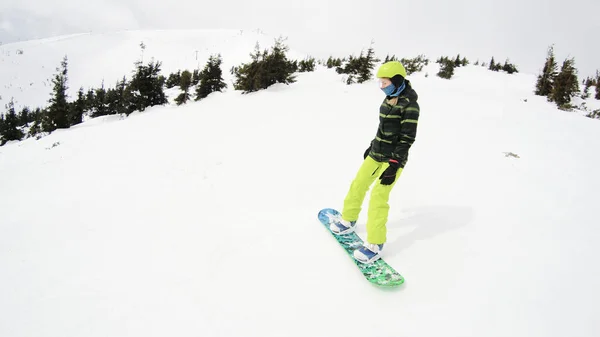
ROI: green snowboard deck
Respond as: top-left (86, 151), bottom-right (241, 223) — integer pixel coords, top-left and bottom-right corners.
top-left (318, 208), bottom-right (404, 287)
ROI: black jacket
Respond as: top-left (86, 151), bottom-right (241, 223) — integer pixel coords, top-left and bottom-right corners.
top-left (367, 80), bottom-right (420, 167)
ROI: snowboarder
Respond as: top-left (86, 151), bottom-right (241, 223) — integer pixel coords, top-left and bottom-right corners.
top-left (330, 61), bottom-right (420, 264)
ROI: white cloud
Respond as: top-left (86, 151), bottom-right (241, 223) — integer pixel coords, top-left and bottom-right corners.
top-left (1, 20), bottom-right (12, 32)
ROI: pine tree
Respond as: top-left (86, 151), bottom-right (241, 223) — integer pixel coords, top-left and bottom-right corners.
top-left (231, 43), bottom-right (266, 93)
top-left (550, 57), bottom-right (579, 109)
top-left (581, 77), bottom-right (593, 99)
top-left (231, 38), bottom-right (296, 93)
top-left (0, 114), bottom-right (4, 141)
top-left (454, 54), bottom-right (462, 67)
top-left (535, 45), bottom-right (558, 96)
top-left (86, 89), bottom-right (95, 108)
top-left (175, 70), bottom-right (193, 105)
top-left (69, 87), bottom-right (86, 125)
top-left (45, 55), bottom-right (70, 132)
top-left (502, 59), bottom-right (518, 74)
top-left (489, 57), bottom-right (496, 71)
top-left (290, 60), bottom-right (299, 73)
top-left (326, 56), bottom-right (342, 69)
top-left (28, 108), bottom-right (44, 138)
top-left (196, 54), bottom-right (227, 100)
top-left (19, 106), bottom-right (31, 126)
top-left (166, 71), bottom-right (181, 89)
top-left (298, 56), bottom-right (316, 72)
top-left (191, 69), bottom-right (201, 86)
top-left (1, 99), bottom-right (24, 145)
top-left (125, 60), bottom-right (168, 114)
top-left (334, 43), bottom-right (380, 85)
top-left (336, 55), bottom-right (360, 75)
top-left (326, 56), bottom-right (334, 68)
top-left (357, 44), bottom-right (379, 83)
top-left (401, 55), bottom-right (430, 75)
top-left (91, 83), bottom-right (108, 117)
top-left (264, 37), bottom-right (297, 86)
top-left (595, 71), bottom-right (600, 100)
top-left (102, 77), bottom-right (128, 116)
top-left (114, 76), bottom-right (128, 115)
top-left (437, 58), bottom-right (455, 79)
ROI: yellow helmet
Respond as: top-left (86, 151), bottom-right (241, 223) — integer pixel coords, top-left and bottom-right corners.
top-left (376, 61), bottom-right (407, 79)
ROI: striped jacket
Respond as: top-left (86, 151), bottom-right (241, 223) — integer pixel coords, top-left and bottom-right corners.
top-left (368, 80), bottom-right (419, 167)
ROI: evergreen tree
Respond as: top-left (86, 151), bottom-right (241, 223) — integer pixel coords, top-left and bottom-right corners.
top-left (595, 71), bottom-right (600, 100)
top-left (334, 44), bottom-right (380, 85)
top-left (69, 87), bottom-right (86, 125)
top-left (489, 57), bottom-right (496, 71)
top-left (1, 99), bottom-right (24, 145)
top-left (264, 37), bottom-right (297, 86)
top-left (437, 58), bottom-right (455, 79)
top-left (231, 43), bottom-right (266, 93)
top-left (175, 70), bottom-right (193, 105)
top-left (582, 77), bottom-right (593, 99)
top-left (550, 57), bottom-right (579, 108)
top-left (535, 45), bottom-right (558, 96)
top-left (454, 54), bottom-right (462, 67)
top-left (346, 74), bottom-right (356, 85)
top-left (113, 76), bottom-right (129, 115)
top-left (28, 108), bottom-right (44, 138)
top-left (231, 38), bottom-right (296, 93)
top-left (336, 55), bottom-right (361, 76)
top-left (86, 89), bottom-right (95, 108)
top-left (196, 54), bottom-right (227, 100)
top-left (191, 69), bottom-right (201, 86)
top-left (0, 114), bottom-right (4, 140)
top-left (326, 56), bottom-right (342, 69)
top-left (384, 54), bottom-right (397, 62)
top-left (326, 56), bottom-right (334, 68)
top-left (45, 55), bottom-right (70, 132)
top-left (357, 44), bottom-right (379, 83)
top-left (125, 60), bottom-right (168, 114)
top-left (298, 56), bottom-right (316, 72)
top-left (401, 55), bottom-right (429, 75)
top-left (19, 106), bottom-right (31, 126)
top-left (290, 60), bottom-right (299, 73)
top-left (104, 78), bottom-right (128, 116)
top-left (91, 83), bottom-right (108, 117)
top-left (166, 71), bottom-right (182, 89)
top-left (502, 59), bottom-right (518, 74)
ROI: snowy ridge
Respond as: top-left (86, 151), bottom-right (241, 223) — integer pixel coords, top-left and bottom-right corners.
top-left (1, 31), bottom-right (600, 337)
top-left (0, 29), bottom-right (304, 110)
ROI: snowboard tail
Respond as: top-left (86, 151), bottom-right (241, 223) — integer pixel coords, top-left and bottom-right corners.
top-left (318, 208), bottom-right (404, 287)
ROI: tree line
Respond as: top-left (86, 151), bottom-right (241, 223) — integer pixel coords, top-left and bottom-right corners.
top-left (2, 39), bottom-right (599, 145)
top-left (0, 52), bottom-right (229, 145)
top-left (534, 45), bottom-right (599, 114)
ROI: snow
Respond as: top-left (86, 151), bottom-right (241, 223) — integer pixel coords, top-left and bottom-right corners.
top-left (1, 30), bottom-right (600, 337)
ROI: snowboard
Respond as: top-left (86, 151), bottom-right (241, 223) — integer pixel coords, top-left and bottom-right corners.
top-left (317, 208), bottom-right (404, 287)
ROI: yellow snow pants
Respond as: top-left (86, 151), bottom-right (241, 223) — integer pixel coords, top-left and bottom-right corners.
top-left (341, 156), bottom-right (402, 245)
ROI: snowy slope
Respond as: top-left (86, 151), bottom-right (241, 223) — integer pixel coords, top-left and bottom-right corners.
top-left (1, 31), bottom-right (600, 337)
top-left (0, 29), bottom-right (305, 110)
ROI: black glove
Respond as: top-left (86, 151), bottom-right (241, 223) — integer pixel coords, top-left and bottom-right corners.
top-left (379, 159), bottom-right (400, 185)
top-left (363, 145), bottom-right (372, 159)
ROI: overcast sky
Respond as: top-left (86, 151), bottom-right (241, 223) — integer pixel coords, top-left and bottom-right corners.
top-left (1, 0), bottom-right (598, 77)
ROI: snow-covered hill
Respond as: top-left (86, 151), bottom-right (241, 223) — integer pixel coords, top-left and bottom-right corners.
top-left (0, 29), bottom-right (307, 110)
top-left (1, 30), bottom-right (600, 337)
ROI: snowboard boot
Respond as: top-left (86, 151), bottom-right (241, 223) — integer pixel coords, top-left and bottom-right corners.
top-left (330, 218), bottom-right (357, 235)
top-left (353, 242), bottom-right (384, 264)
